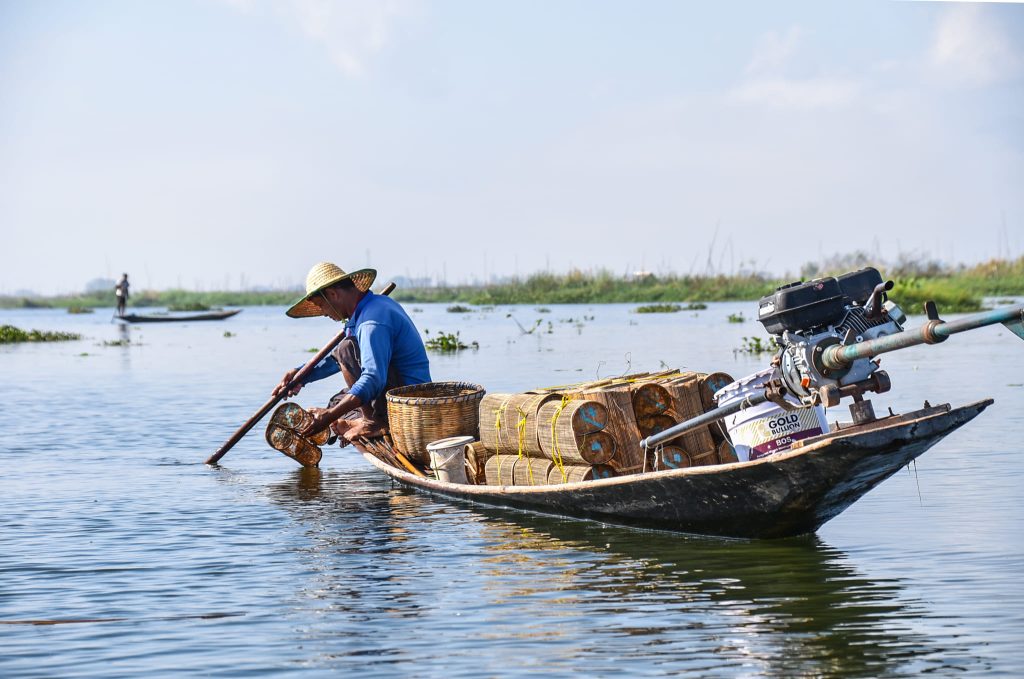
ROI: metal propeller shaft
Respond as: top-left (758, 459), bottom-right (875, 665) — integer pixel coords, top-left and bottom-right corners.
top-left (822, 303), bottom-right (1024, 371)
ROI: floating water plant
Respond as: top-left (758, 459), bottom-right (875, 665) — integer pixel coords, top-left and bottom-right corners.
top-left (507, 315), bottom-right (543, 334)
top-left (734, 336), bottom-right (777, 355)
top-left (684, 302), bottom-right (708, 310)
top-left (223, 331), bottom-right (235, 338)
top-left (446, 304), bottom-right (473, 313)
top-left (634, 303), bottom-right (682, 313)
top-left (727, 313), bottom-right (745, 323)
top-left (535, 307), bottom-right (551, 313)
top-left (424, 330), bottom-right (478, 352)
top-left (67, 305), bottom-right (94, 314)
top-left (0, 325), bottom-right (82, 344)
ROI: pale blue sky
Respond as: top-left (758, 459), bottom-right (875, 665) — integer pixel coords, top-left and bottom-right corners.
top-left (2, 0), bottom-right (1022, 294)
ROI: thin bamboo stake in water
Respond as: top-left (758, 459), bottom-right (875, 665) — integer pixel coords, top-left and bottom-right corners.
top-left (205, 282), bottom-right (396, 465)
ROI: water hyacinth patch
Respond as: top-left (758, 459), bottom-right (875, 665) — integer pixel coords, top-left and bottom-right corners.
top-left (424, 330), bottom-right (478, 352)
top-left (0, 325), bottom-right (82, 343)
top-left (634, 303), bottom-right (682, 313)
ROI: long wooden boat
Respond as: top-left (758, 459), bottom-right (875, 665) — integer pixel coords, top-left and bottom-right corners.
top-left (355, 399), bottom-right (990, 539)
top-left (118, 309), bottom-right (242, 323)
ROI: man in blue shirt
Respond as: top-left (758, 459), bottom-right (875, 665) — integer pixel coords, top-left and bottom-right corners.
top-left (273, 262), bottom-right (431, 443)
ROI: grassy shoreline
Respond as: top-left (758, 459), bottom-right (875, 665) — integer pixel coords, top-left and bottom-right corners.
top-left (3, 258), bottom-right (1022, 314)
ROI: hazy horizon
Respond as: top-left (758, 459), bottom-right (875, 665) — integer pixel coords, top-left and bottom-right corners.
top-left (3, 1), bottom-right (1022, 295)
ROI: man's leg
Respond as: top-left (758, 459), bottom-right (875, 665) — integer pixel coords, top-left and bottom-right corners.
top-left (328, 337), bottom-right (400, 439)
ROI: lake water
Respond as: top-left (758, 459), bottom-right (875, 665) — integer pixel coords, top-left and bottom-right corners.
top-left (1, 301), bottom-right (1022, 677)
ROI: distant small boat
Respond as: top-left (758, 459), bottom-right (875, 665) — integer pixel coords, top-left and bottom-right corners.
top-left (117, 309), bottom-right (242, 323)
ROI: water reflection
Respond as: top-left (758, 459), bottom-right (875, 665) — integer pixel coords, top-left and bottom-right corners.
top-left (117, 323), bottom-right (131, 370)
top-left (260, 472), bottom-right (992, 676)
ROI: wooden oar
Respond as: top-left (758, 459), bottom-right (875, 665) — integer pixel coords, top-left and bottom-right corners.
top-left (205, 282), bottom-right (397, 465)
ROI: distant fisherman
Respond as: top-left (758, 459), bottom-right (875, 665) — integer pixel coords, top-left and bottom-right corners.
top-left (114, 273), bottom-right (130, 317)
top-left (273, 262), bottom-right (431, 444)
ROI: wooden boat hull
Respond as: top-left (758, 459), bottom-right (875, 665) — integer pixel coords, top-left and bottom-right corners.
top-left (357, 400), bottom-right (991, 539)
top-left (118, 309), bottom-right (242, 323)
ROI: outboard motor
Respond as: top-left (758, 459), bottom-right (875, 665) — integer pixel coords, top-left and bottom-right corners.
top-left (639, 271), bottom-right (1023, 452)
top-left (757, 267), bottom-right (904, 422)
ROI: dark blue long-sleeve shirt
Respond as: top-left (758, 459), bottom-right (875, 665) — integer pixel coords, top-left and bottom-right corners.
top-left (299, 291), bottom-right (431, 402)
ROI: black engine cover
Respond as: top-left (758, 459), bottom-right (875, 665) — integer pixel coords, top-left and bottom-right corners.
top-left (836, 267), bottom-right (883, 305)
top-left (758, 277), bottom-right (846, 335)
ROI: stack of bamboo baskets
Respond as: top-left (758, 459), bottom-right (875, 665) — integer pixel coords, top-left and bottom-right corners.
top-left (466, 369), bottom-right (737, 486)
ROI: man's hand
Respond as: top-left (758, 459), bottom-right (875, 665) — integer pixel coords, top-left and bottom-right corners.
top-left (273, 369), bottom-right (302, 398)
top-left (299, 408), bottom-right (334, 437)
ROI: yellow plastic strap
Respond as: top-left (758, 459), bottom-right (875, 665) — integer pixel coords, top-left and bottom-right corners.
top-left (493, 397), bottom-right (512, 453)
top-left (550, 395), bottom-right (570, 482)
top-left (515, 404), bottom-right (534, 484)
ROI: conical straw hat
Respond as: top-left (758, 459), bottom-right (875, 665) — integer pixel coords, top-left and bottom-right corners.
top-left (286, 262), bottom-right (377, 318)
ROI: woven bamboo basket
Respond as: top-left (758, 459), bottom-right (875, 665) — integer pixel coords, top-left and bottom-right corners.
top-left (386, 382), bottom-right (485, 463)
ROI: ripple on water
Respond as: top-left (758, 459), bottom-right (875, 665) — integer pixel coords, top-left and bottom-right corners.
top-left (0, 305), bottom-right (1021, 676)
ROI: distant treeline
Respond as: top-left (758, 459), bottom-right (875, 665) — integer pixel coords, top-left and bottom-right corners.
top-left (390, 256), bottom-right (1024, 313)
top-left (0, 288), bottom-right (299, 310)
top-left (3, 256), bottom-right (1022, 314)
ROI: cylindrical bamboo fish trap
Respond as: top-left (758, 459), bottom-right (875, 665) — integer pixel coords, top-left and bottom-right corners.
top-left (571, 387), bottom-right (645, 472)
top-left (513, 457), bottom-right (554, 486)
top-left (536, 400), bottom-right (613, 463)
top-left (699, 372), bottom-right (735, 410)
top-left (478, 393), bottom-right (558, 456)
top-left (575, 430), bottom-right (617, 464)
top-left (546, 463), bottom-right (617, 485)
top-left (655, 445), bottom-right (691, 470)
top-left (465, 441), bottom-right (492, 484)
top-left (636, 413), bottom-right (676, 438)
top-left (690, 448), bottom-right (718, 467)
top-left (631, 382), bottom-right (672, 419)
top-left (657, 377), bottom-right (718, 461)
top-left (660, 375), bottom-right (704, 420)
top-left (484, 454), bottom-right (524, 486)
top-left (717, 440), bottom-right (739, 465)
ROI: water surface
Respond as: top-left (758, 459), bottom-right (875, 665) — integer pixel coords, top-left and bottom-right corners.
top-left (1, 303), bottom-right (1021, 676)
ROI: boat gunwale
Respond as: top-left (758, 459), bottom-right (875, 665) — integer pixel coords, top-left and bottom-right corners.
top-left (358, 398), bottom-right (993, 496)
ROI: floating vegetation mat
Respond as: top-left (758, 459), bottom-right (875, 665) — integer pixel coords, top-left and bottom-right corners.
top-left (67, 306), bottom-right (94, 314)
top-left (634, 303), bottom-right (682, 313)
top-left (446, 304), bottom-right (473, 313)
top-left (1, 325), bottom-right (82, 344)
top-left (424, 331), bottom-right (478, 352)
top-left (734, 336), bottom-right (777, 355)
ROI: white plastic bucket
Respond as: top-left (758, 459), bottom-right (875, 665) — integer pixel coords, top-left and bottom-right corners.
top-left (714, 368), bottom-right (829, 462)
top-left (425, 435), bottom-right (473, 484)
